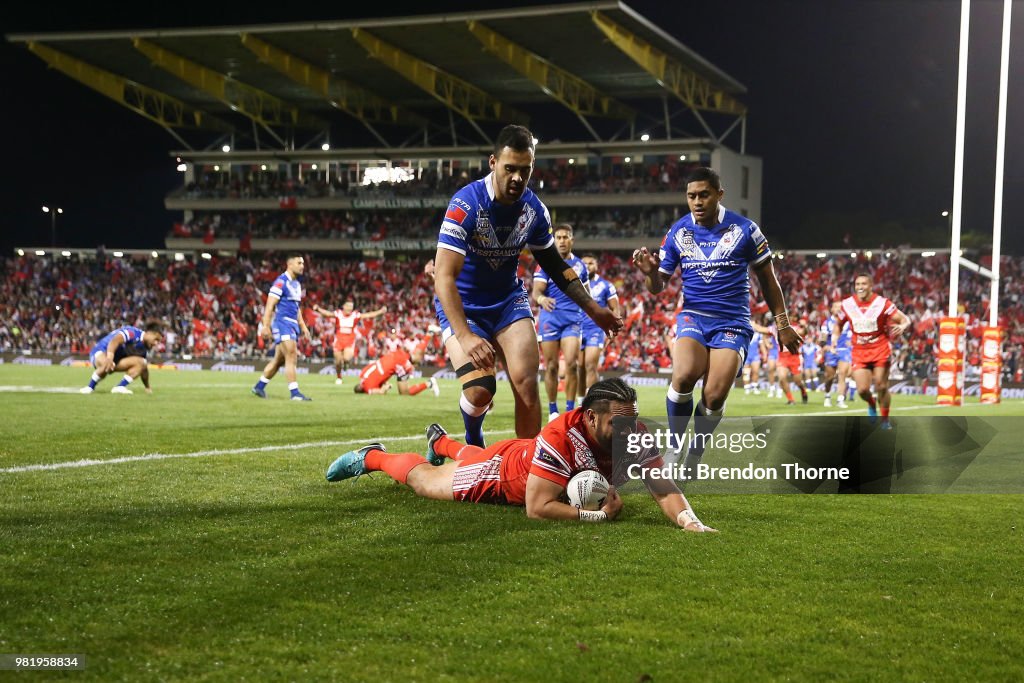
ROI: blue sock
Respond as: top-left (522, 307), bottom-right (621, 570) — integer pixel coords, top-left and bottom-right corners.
top-left (288, 381), bottom-right (300, 397)
top-left (461, 395), bottom-right (488, 447)
top-left (117, 376), bottom-right (133, 388)
top-left (686, 400), bottom-right (724, 468)
top-left (548, 402), bottom-right (559, 415)
top-left (565, 399), bottom-right (575, 411)
top-left (666, 387), bottom-right (694, 460)
top-left (254, 376), bottom-right (269, 390)
top-left (88, 373), bottom-right (101, 389)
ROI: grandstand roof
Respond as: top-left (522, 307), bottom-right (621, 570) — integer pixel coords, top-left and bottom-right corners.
top-left (7, 2), bottom-right (746, 149)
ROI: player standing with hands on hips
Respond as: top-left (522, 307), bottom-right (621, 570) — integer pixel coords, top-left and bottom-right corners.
top-left (632, 167), bottom-right (801, 473)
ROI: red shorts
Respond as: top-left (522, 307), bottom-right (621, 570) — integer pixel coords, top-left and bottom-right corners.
top-left (779, 354), bottom-right (802, 375)
top-left (334, 333), bottom-right (357, 352)
top-left (851, 345), bottom-right (891, 371)
top-left (451, 439), bottom-right (531, 505)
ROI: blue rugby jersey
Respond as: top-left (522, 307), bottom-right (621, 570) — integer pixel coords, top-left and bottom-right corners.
top-left (268, 271), bottom-right (303, 323)
top-left (821, 316), bottom-right (852, 350)
top-left (95, 326), bottom-right (147, 355)
top-left (658, 205), bottom-right (771, 323)
top-left (581, 274), bottom-right (618, 332)
top-left (437, 173), bottom-right (553, 306)
top-left (534, 253), bottom-right (587, 320)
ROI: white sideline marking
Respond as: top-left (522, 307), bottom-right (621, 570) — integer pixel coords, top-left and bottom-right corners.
top-left (0, 385), bottom-right (84, 394)
top-left (0, 430), bottom-right (517, 474)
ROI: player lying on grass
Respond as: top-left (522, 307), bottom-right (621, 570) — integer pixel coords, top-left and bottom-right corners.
top-left (326, 378), bottom-right (715, 531)
top-left (80, 321), bottom-right (163, 394)
top-left (353, 341), bottom-right (439, 397)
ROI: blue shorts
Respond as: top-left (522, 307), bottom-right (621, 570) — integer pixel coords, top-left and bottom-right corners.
top-left (767, 346), bottom-right (779, 362)
top-left (538, 310), bottom-right (582, 343)
top-left (435, 289), bottom-right (534, 342)
top-left (744, 338), bottom-right (761, 366)
top-left (580, 325), bottom-right (606, 349)
top-left (825, 347), bottom-right (852, 366)
top-left (802, 358), bottom-right (818, 371)
top-left (90, 345), bottom-right (127, 366)
top-left (675, 311), bottom-right (752, 362)
top-left (272, 319), bottom-right (301, 344)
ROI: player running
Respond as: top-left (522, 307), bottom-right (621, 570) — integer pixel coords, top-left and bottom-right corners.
top-left (80, 321), bottom-right (163, 394)
top-left (325, 378), bottom-right (714, 531)
top-left (252, 253), bottom-right (313, 401)
top-left (313, 300), bottom-right (387, 384)
top-left (433, 124), bottom-right (622, 447)
top-left (777, 321), bottom-right (810, 405)
top-left (832, 274), bottom-right (911, 429)
top-left (801, 336), bottom-right (820, 392)
top-left (821, 300), bottom-right (853, 408)
top-left (632, 167), bottom-right (800, 471)
top-left (575, 254), bottom-right (620, 406)
top-left (533, 224), bottom-right (587, 421)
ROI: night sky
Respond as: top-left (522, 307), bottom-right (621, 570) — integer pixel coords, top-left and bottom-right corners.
top-left (2, 0), bottom-right (1021, 254)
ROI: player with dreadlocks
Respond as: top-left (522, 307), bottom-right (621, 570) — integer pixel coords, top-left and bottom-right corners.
top-left (325, 378), bottom-right (716, 530)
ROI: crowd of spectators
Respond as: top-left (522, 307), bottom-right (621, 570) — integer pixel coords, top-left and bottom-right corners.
top-left (176, 158), bottom-right (702, 202)
top-left (3, 250), bottom-right (1023, 383)
top-left (169, 206), bottom-right (684, 242)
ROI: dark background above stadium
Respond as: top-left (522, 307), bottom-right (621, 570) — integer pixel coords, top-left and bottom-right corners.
top-left (2, 1), bottom-right (1022, 254)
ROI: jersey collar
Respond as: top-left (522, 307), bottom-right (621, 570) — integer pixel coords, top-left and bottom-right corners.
top-left (485, 172), bottom-right (496, 201)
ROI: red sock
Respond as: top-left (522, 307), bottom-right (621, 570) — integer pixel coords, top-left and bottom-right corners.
top-left (784, 389), bottom-right (794, 402)
top-left (407, 382), bottom-right (428, 396)
top-left (881, 406), bottom-right (890, 420)
top-left (337, 371), bottom-right (342, 378)
top-left (434, 435), bottom-right (483, 460)
top-left (866, 395), bottom-right (877, 409)
top-left (364, 449), bottom-right (427, 484)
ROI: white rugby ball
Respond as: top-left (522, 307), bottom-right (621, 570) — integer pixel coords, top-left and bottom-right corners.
top-left (566, 470), bottom-right (610, 511)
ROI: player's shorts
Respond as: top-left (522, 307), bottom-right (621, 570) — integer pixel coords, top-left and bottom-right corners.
top-left (272, 319), bottom-right (300, 344)
top-left (837, 346), bottom-right (852, 364)
top-left (779, 353), bottom-right (802, 375)
top-left (451, 439), bottom-right (532, 505)
top-left (538, 309), bottom-right (583, 343)
top-left (744, 338), bottom-right (761, 366)
top-left (581, 324), bottom-right (606, 349)
top-left (852, 345), bottom-right (891, 372)
top-left (802, 357), bottom-right (818, 371)
top-left (824, 351), bottom-right (839, 367)
top-left (766, 345), bottom-right (779, 362)
top-left (435, 288), bottom-right (534, 343)
top-left (675, 311), bottom-right (752, 363)
top-left (333, 333), bottom-right (357, 352)
top-left (89, 344), bottom-right (127, 366)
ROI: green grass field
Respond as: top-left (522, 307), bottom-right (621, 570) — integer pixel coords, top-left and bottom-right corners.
top-left (1, 365), bottom-right (1022, 681)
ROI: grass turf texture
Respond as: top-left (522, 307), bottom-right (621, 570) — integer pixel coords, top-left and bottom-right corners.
top-left (1, 365), bottom-right (1022, 681)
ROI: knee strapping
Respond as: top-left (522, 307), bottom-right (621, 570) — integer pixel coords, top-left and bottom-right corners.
top-left (456, 362), bottom-right (496, 395)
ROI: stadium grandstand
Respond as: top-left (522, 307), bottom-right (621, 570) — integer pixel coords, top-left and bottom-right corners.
top-left (5, 2), bottom-right (1020, 398)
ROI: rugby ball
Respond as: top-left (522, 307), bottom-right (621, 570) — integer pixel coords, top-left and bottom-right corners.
top-left (566, 470), bottom-right (610, 511)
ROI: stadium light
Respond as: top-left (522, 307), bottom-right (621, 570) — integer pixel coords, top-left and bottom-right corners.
top-left (176, 163), bottom-right (187, 172)
top-left (42, 205), bottom-right (63, 247)
top-left (311, 164), bottom-right (318, 170)
top-left (17, 249), bottom-right (24, 256)
top-left (941, 210), bottom-right (950, 217)
top-left (568, 158), bottom-right (575, 165)
top-left (201, 252), bottom-right (212, 260)
top-left (222, 144), bottom-right (231, 153)
top-left (850, 252), bottom-right (857, 258)
top-left (922, 251), bottom-right (936, 257)
top-left (61, 250), bottom-right (71, 257)
top-left (679, 155), bottom-right (687, 161)
top-left (321, 143), bottom-right (330, 151)
top-left (886, 252), bottom-right (892, 258)
top-left (816, 252), bottom-right (827, 258)
top-left (624, 157), bottom-right (631, 163)
top-left (213, 165), bottom-right (220, 171)
top-left (640, 133), bottom-right (650, 142)
top-left (35, 250), bottom-right (46, 256)
top-left (113, 251), bottom-right (124, 257)
top-left (174, 253), bottom-right (185, 262)
top-left (865, 250), bottom-right (873, 258)
top-left (151, 251), bottom-right (159, 258)
top-left (261, 164), bottom-right (267, 171)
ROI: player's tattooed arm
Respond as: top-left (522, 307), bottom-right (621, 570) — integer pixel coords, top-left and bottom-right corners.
top-left (752, 258), bottom-right (802, 353)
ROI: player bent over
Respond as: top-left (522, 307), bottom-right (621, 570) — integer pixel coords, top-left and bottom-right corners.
top-left (81, 321), bottom-right (163, 394)
top-left (353, 343), bottom-right (439, 397)
top-left (325, 378), bottom-right (715, 531)
top-left (833, 274), bottom-right (910, 430)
